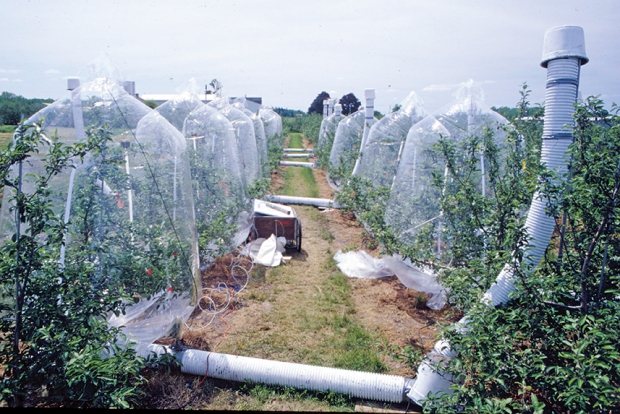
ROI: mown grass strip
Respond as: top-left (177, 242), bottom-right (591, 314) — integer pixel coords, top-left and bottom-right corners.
top-left (281, 167), bottom-right (318, 198)
top-left (288, 133), bottom-right (304, 149)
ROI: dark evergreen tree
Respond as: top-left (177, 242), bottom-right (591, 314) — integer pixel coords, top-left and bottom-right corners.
top-left (308, 91), bottom-right (330, 115)
top-left (339, 92), bottom-right (361, 115)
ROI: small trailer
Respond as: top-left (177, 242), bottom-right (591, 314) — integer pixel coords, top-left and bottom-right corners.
top-left (251, 199), bottom-right (303, 252)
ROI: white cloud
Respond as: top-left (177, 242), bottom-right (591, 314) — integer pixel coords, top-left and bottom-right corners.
top-left (45, 69), bottom-right (61, 74)
top-left (12, 79), bottom-right (24, 82)
top-left (0, 69), bottom-right (20, 74)
top-left (0, 78), bottom-right (10, 82)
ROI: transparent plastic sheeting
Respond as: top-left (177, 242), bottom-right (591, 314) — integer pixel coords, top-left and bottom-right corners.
top-left (233, 101), bottom-right (270, 178)
top-left (258, 107), bottom-right (283, 148)
top-left (385, 80), bottom-right (510, 247)
top-left (326, 109), bottom-right (366, 190)
top-left (155, 91), bottom-right (204, 132)
top-left (333, 250), bottom-right (446, 310)
top-left (182, 104), bottom-right (253, 261)
top-left (353, 91), bottom-right (428, 189)
top-left (315, 110), bottom-right (345, 168)
top-left (208, 97), bottom-right (262, 186)
top-left (156, 93), bottom-right (253, 262)
top-left (0, 77), bottom-right (201, 355)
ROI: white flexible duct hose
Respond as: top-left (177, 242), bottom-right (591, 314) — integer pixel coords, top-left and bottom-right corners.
top-left (282, 153), bottom-right (314, 159)
top-left (266, 194), bottom-right (343, 208)
top-left (407, 25), bottom-right (588, 405)
top-left (144, 345), bottom-right (412, 403)
top-left (279, 161), bottom-right (315, 168)
top-left (351, 89), bottom-right (376, 175)
top-left (361, 88), bottom-right (376, 153)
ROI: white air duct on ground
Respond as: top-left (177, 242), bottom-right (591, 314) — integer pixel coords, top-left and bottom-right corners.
top-left (407, 25), bottom-right (588, 405)
top-left (144, 345), bottom-right (411, 403)
top-left (265, 194), bottom-right (343, 208)
top-left (279, 160), bottom-right (315, 168)
top-left (283, 148), bottom-right (313, 153)
top-left (282, 153), bottom-right (314, 159)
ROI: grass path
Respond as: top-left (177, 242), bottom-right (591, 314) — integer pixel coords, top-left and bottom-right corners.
top-left (147, 132), bottom-right (426, 412)
top-left (214, 134), bottom-right (387, 372)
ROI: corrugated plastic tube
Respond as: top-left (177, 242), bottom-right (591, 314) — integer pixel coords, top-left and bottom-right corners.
top-left (407, 25), bottom-right (589, 405)
top-left (265, 194), bottom-right (343, 208)
top-left (282, 153), bottom-right (314, 158)
top-left (143, 345), bottom-right (412, 403)
top-left (279, 160), bottom-right (315, 168)
top-left (352, 88), bottom-right (376, 175)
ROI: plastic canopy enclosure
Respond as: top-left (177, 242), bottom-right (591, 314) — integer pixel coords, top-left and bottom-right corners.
top-left (182, 104), bottom-right (253, 261)
top-left (233, 99), bottom-right (270, 178)
top-left (209, 97), bottom-right (262, 186)
top-left (315, 107), bottom-right (345, 168)
top-left (352, 91), bottom-right (428, 190)
top-left (385, 80), bottom-right (510, 252)
top-left (154, 89), bottom-right (205, 132)
top-left (326, 109), bottom-right (367, 190)
top-left (0, 77), bottom-right (201, 355)
top-left (258, 107), bottom-right (283, 148)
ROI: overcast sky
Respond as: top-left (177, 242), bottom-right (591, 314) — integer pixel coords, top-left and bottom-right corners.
top-left (2, 0), bottom-right (619, 114)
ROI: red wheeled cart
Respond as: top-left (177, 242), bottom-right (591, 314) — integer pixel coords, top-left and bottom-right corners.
top-left (250, 200), bottom-right (302, 252)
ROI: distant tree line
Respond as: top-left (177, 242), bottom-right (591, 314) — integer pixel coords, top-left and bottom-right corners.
top-left (0, 92), bottom-right (53, 125)
top-left (492, 105), bottom-right (544, 121)
top-left (273, 107), bottom-right (306, 117)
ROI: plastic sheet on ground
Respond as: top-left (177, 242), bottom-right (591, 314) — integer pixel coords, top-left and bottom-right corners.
top-left (333, 250), bottom-right (446, 310)
top-left (241, 234), bottom-right (287, 267)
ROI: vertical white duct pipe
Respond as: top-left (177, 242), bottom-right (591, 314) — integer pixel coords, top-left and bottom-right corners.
top-left (328, 98), bottom-right (335, 116)
top-left (323, 99), bottom-right (329, 119)
top-left (59, 78), bottom-right (85, 267)
top-left (351, 89), bottom-right (376, 175)
top-left (407, 25), bottom-right (588, 405)
top-left (335, 103), bottom-right (342, 117)
top-left (361, 88), bottom-right (376, 152)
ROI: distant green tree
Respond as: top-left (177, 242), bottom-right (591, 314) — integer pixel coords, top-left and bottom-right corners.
top-left (274, 107), bottom-right (305, 118)
top-left (308, 91), bottom-right (330, 115)
top-left (143, 99), bottom-right (158, 109)
top-left (301, 113), bottom-right (323, 144)
top-left (0, 92), bottom-right (52, 125)
top-left (492, 104), bottom-right (544, 121)
top-left (339, 93), bottom-right (361, 115)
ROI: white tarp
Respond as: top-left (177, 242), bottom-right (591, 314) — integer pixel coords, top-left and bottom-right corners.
top-left (334, 250), bottom-right (447, 310)
top-left (242, 234), bottom-right (287, 267)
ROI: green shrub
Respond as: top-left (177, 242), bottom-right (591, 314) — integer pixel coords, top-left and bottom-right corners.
top-left (0, 124), bottom-right (147, 408)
